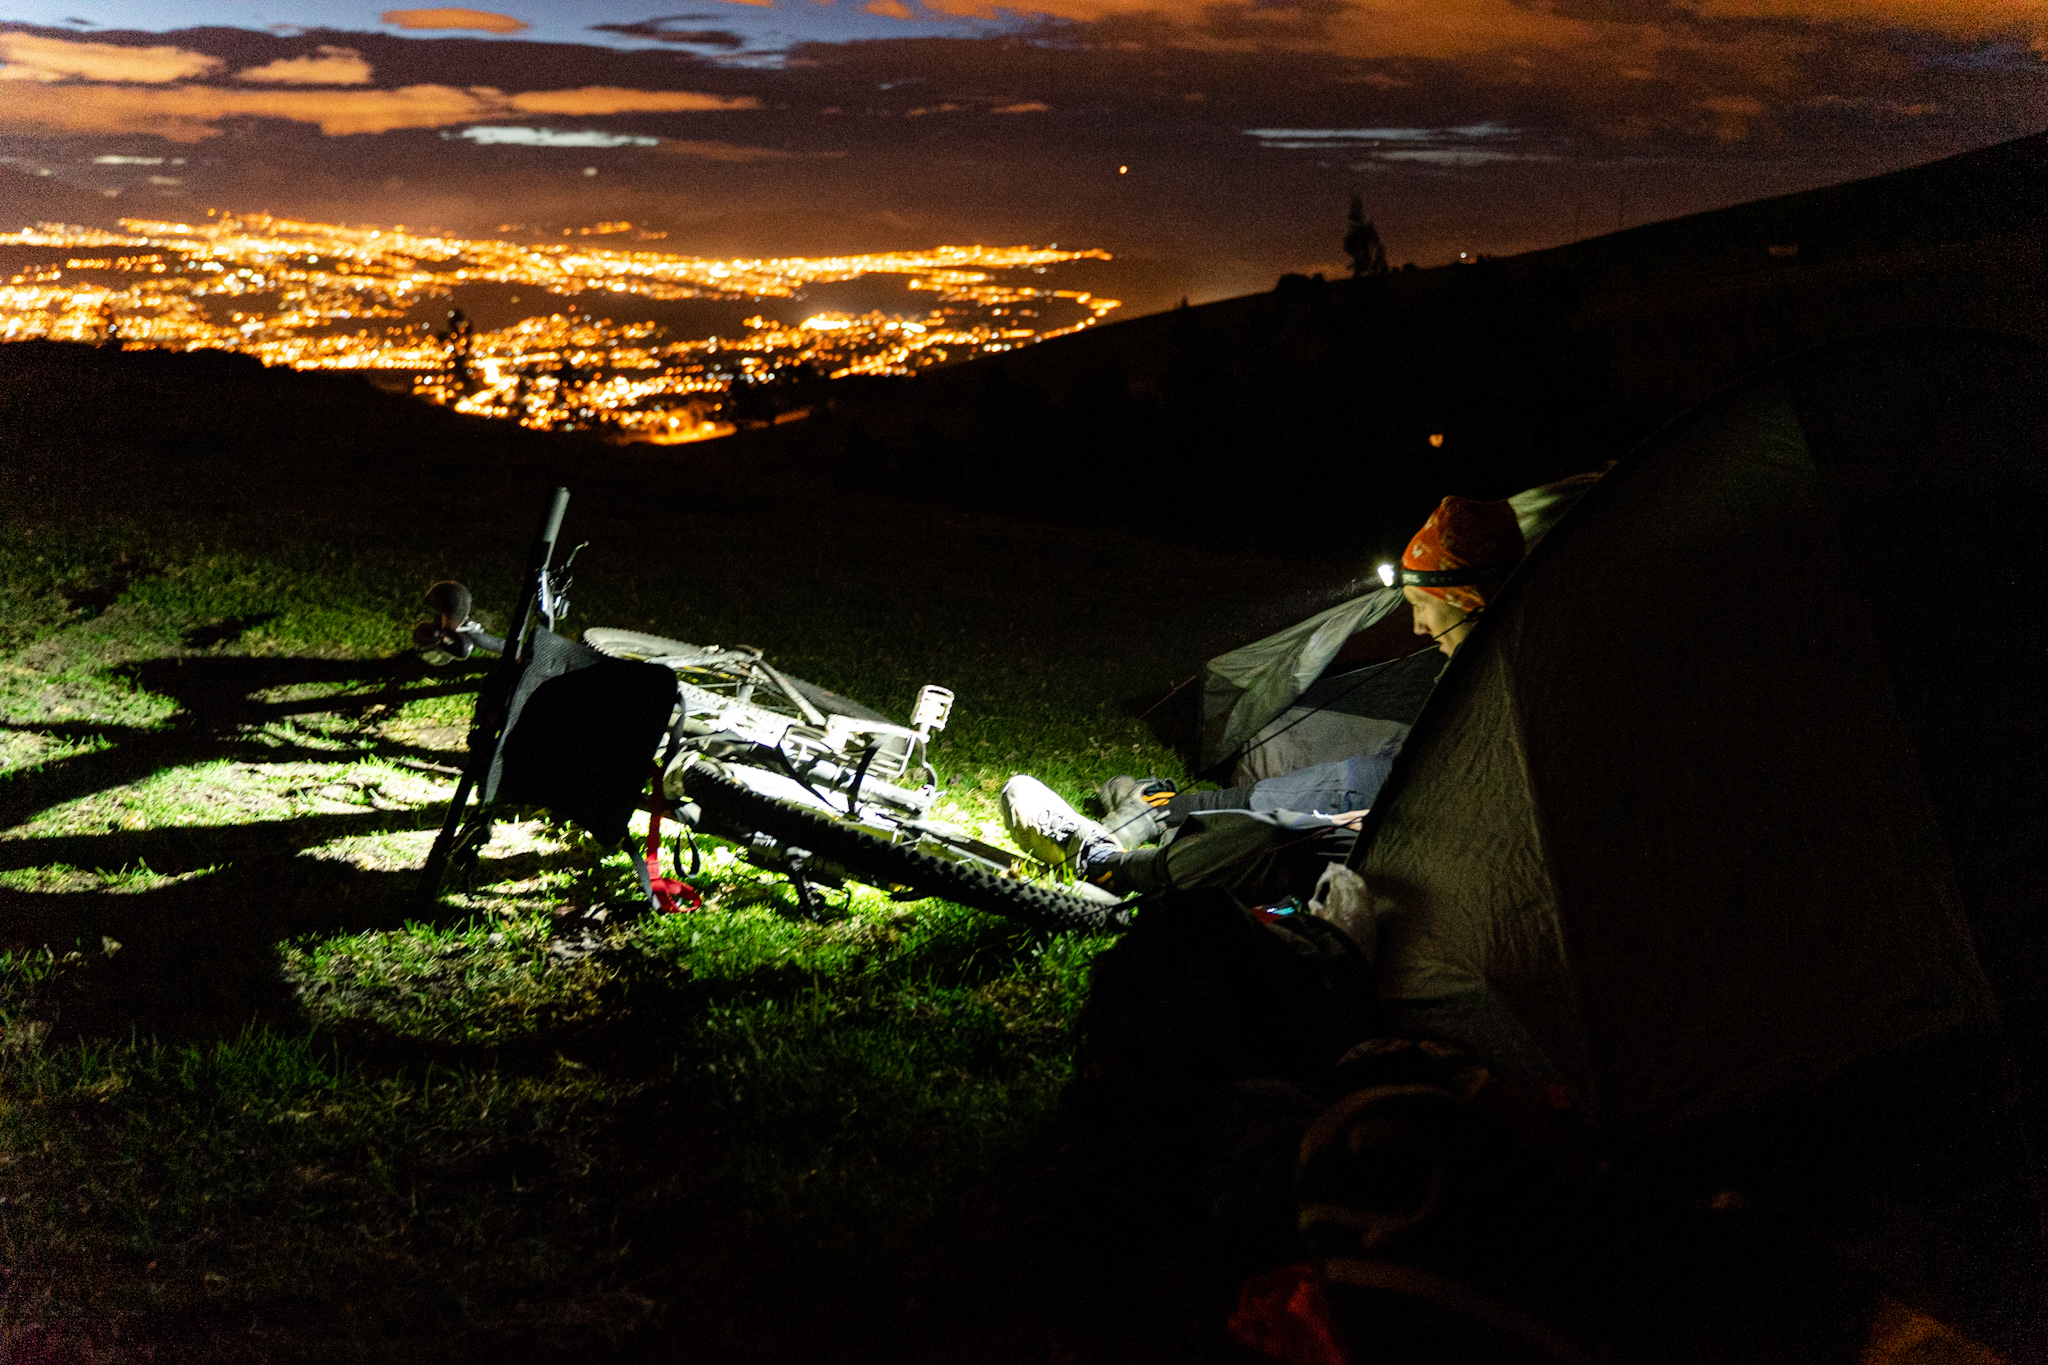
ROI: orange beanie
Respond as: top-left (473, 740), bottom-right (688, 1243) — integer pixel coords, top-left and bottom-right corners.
top-left (1399, 495), bottom-right (1525, 613)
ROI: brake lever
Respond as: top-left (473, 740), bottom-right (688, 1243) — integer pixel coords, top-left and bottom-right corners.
top-left (542, 542), bottom-right (588, 625)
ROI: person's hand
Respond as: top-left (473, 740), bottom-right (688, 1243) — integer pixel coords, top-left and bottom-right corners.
top-left (1326, 808), bottom-right (1371, 830)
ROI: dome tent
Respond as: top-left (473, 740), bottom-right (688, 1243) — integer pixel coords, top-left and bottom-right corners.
top-left (1196, 474), bottom-right (1599, 786)
top-left (1350, 331), bottom-right (2046, 1147)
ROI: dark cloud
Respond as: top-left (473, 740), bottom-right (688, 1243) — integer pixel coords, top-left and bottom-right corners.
top-left (588, 17), bottom-right (747, 50)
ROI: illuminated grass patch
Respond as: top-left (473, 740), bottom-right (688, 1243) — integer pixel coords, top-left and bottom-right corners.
top-left (0, 512), bottom-right (1175, 1353)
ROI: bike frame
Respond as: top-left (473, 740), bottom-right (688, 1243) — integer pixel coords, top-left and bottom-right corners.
top-left (409, 496), bottom-right (1082, 920)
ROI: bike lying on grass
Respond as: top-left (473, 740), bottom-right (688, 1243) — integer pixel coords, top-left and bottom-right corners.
top-left (413, 488), bottom-right (1129, 934)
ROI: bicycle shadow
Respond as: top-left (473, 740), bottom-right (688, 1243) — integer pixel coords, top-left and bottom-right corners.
top-left (1, 654), bottom-right (488, 829)
top-left (120, 653), bottom-right (490, 727)
top-left (1, 857), bottom-right (418, 1043)
top-left (1, 652), bottom-right (497, 1043)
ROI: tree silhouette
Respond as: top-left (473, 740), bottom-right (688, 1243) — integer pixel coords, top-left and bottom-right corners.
top-left (440, 307), bottom-right (474, 392)
top-left (1343, 197), bottom-right (1388, 278)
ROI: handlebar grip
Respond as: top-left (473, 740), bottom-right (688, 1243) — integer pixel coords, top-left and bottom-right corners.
top-left (538, 486), bottom-right (570, 552)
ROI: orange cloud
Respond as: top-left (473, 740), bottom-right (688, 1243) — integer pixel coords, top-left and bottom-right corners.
top-left (1697, 0), bottom-right (2047, 50)
top-left (866, 0), bottom-right (916, 17)
top-left (0, 81), bottom-right (497, 140)
top-left (507, 86), bottom-right (760, 114)
top-left (0, 81), bottom-right (755, 141)
top-left (380, 7), bottom-right (530, 33)
top-left (236, 46), bottom-right (374, 85)
top-left (0, 31), bottom-right (221, 83)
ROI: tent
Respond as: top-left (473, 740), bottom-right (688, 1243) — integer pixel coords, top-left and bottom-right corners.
top-left (1346, 331), bottom-right (2046, 1151)
top-left (1199, 474), bottom-right (1599, 785)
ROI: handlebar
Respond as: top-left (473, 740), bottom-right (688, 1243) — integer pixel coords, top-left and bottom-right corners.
top-left (411, 614), bottom-right (505, 658)
top-left (504, 486), bottom-right (571, 661)
top-left (413, 486), bottom-right (570, 664)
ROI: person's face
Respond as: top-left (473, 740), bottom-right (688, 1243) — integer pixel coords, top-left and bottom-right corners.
top-left (1404, 586), bottom-right (1472, 656)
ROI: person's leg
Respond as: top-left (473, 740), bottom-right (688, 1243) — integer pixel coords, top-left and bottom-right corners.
top-left (1104, 750), bottom-right (1396, 849)
top-left (1242, 753), bottom-right (1395, 816)
top-left (1163, 785), bottom-right (1254, 821)
top-left (1105, 811), bottom-right (1355, 905)
top-left (1000, 775), bottom-right (1119, 878)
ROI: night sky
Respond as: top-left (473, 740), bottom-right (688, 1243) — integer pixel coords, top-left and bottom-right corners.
top-left (2, 1), bottom-right (2044, 313)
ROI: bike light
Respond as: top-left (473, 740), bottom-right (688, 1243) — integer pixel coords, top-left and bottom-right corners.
top-left (911, 685), bottom-right (955, 735)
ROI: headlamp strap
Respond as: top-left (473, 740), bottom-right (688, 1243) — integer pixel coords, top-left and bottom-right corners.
top-left (1397, 564), bottom-right (1509, 588)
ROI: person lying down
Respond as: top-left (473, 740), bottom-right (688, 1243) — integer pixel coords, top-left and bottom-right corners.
top-left (1000, 493), bottom-right (1525, 906)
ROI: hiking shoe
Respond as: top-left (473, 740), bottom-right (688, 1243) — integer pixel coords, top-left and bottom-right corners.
top-left (1096, 774), bottom-right (1178, 850)
top-left (1001, 775), bottom-right (1121, 877)
top-left (1098, 774), bottom-right (1178, 813)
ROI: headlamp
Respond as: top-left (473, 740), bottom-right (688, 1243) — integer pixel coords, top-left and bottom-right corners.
top-left (1376, 563), bottom-right (1505, 590)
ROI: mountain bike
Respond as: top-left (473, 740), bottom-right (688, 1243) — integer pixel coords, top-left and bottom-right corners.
top-left (414, 488), bottom-right (1129, 934)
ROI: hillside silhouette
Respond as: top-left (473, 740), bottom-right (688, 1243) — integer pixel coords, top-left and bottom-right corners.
top-left (743, 130), bottom-right (2046, 557)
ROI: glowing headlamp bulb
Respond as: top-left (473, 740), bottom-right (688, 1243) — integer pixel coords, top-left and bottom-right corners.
top-left (1377, 563), bottom-right (1396, 589)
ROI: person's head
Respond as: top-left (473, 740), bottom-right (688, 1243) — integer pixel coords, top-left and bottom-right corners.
top-left (1403, 584), bottom-right (1473, 655)
top-left (1391, 496), bottom-right (1524, 656)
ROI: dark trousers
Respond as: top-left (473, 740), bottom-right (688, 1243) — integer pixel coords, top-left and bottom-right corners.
top-left (1103, 810), bottom-right (1356, 906)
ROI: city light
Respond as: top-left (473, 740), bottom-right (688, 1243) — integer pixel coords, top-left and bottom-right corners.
top-left (0, 215), bottom-right (1121, 440)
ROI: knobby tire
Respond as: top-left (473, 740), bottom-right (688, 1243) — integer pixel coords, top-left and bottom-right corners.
top-left (684, 763), bottom-right (1132, 935)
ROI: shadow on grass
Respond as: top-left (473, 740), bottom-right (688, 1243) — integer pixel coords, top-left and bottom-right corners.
top-left (0, 859), bottom-right (436, 1043)
top-left (180, 610), bottom-right (279, 649)
top-left (2, 652), bottom-right (498, 1045)
top-left (0, 807), bottom-right (434, 880)
top-left (1, 653), bottom-right (488, 823)
top-left (119, 652), bottom-right (491, 725)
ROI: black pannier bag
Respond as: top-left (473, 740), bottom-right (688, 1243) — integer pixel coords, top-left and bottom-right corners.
top-left (486, 629), bottom-right (680, 845)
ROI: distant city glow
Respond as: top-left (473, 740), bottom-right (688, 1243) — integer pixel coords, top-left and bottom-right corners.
top-left (0, 215), bottom-right (1120, 440)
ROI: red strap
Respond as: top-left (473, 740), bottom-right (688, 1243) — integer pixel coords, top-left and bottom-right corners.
top-left (1228, 1264), bottom-right (1348, 1365)
top-left (645, 769), bottom-right (703, 913)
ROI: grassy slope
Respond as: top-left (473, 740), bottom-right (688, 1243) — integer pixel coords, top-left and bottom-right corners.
top-left (0, 343), bottom-right (1346, 1361)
